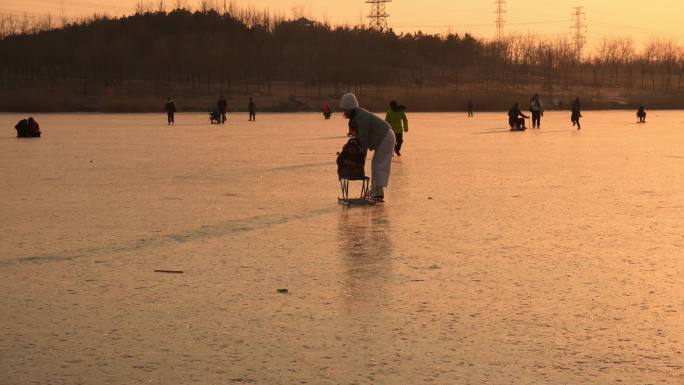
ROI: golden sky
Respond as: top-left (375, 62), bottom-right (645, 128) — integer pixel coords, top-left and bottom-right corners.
top-left (3, 0), bottom-right (683, 47)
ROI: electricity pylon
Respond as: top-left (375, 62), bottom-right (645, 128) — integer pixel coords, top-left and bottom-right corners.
top-left (571, 6), bottom-right (587, 58)
top-left (366, 0), bottom-right (391, 31)
top-left (494, 0), bottom-right (506, 40)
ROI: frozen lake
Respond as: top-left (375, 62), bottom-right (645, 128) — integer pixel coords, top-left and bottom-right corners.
top-left (1, 111), bottom-right (683, 384)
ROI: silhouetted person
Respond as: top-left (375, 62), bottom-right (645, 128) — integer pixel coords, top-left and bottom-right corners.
top-left (27, 117), bottom-right (40, 135)
top-left (323, 104), bottom-right (332, 119)
top-left (15, 117), bottom-right (41, 138)
top-left (637, 106), bottom-right (647, 123)
top-left (571, 97), bottom-right (582, 130)
top-left (467, 99), bottom-right (474, 117)
top-left (508, 102), bottom-right (529, 131)
top-left (248, 98), bottom-right (256, 121)
top-left (529, 94), bottom-right (544, 129)
top-left (385, 101), bottom-right (409, 156)
top-left (217, 96), bottom-right (228, 124)
top-left (164, 97), bottom-right (176, 125)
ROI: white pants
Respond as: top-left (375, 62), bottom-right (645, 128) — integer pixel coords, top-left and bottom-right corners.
top-left (370, 129), bottom-right (396, 193)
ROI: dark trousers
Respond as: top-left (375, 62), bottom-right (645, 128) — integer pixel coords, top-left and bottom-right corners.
top-left (394, 132), bottom-right (403, 154)
top-left (167, 112), bottom-right (174, 124)
top-left (220, 111), bottom-right (227, 123)
top-left (249, 111), bottom-right (256, 121)
top-left (532, 112), bottom-right (541, 128)
top-left (571, 113), bottom-right (581, 129)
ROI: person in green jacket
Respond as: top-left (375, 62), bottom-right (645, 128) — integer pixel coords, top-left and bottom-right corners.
top-left (385, 101), bottom-right (409, 156)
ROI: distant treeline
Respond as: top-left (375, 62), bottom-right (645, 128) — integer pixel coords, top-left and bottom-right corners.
top-left (1, 4), bottom-right (684, 110)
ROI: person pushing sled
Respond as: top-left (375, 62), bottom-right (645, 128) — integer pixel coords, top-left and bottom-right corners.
top-left (337, 93), bottom-right (395, 206)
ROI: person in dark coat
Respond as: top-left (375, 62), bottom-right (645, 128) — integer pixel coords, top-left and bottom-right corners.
top-left (467, 99), bottom-right (474, 117)
top-left (248, 98), bottom-right (256, 121)
top-left (508, 102), bottom-right (529, 131)
top-left (637, 106), bottom-right (647, 123)
top-left (15, 119), bottom-right (29, 137)
top-left (164, 97), bottom-right (176, 125)
top-left (14, 117), bottom-right (41, 138)
top-left (27, 117), bottom-right (40, 136)
top-left (217, 96), bottom-right (228, 124)
top-left (571, 97), bottom-right (582, 129)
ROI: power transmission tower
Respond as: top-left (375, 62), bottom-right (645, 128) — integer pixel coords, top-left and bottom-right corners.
top-left (571, 6), bottom-right (587, 58)
top-left (494, 0), bottom-right (506, 40)
top-left (366, 0), bottom-right (392, 31)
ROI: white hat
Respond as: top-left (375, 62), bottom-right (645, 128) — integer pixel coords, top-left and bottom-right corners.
top-left (339, 93), bottom-right (359, 110)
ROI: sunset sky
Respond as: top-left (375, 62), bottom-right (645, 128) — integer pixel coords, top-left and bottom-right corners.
top-left (2, 0), bottom-right (683, 48)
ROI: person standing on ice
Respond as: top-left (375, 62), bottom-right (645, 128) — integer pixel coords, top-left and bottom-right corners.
top-left (571, 97), bottom-right (582, 130)
top-left (164, 97), bottom-right (176, 125)
top-left (385, 100), bottom-right (409, 156)
top-left (340, 93), bottom-right (396, 202)
top-left (637, 106), bottom-right (647, 123)
top-left (529, 94), bottom-right (544, 129)
top-left (217, 96), bottom-right (228, 124)
top-left (248, 98), bottom-right (256, 121)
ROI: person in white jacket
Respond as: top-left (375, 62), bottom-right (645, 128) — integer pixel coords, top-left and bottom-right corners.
top-left (340, 93), bottom-right (396, 202)
top-left (529, 94), bottom-right (544, 129)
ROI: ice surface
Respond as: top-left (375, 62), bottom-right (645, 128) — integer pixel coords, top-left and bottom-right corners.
top-left (1, 111), bottom-right (683, 384)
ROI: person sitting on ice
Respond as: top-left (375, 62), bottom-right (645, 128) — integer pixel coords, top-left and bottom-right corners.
top-left (15, 117), bottom-right (41, 138)
top-left (340, 93), bottom-right (396, 202)
top-left (508, 102), bottom-right (529, 131)
top-left (27, 117), bottom-right (40, 136)
top-left (637, 106), bottom-right (647, 123)
top-left (209, 110), bottom-right (221, 124)
top-left (337, 135), bottom-right (365, 180)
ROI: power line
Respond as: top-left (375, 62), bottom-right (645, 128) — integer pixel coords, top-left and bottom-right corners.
top-left (494, 0), bottom-right (506, 40)
top-left (366, 0), bottom-right (391, 31)
top-left (395, 19), bottom-right (569, 30)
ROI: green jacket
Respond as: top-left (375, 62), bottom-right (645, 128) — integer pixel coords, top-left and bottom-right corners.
top-left (385, 109), bottom-right (408, 134)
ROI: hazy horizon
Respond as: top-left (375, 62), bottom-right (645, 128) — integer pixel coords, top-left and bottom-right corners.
top-left (1, 0), bottom-right (683, 49)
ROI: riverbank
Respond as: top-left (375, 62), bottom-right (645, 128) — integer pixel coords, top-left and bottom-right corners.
top-left (2, 81), bottom-right (683, 113)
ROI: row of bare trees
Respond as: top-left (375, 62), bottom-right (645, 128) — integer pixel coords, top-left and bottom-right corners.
top-left (1, 3), bottom-right (684, 100)
top-left (477, 34), bottom-right (684, 94)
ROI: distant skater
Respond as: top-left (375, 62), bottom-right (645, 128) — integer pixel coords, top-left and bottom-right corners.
top-left (217, 96), bottom-right (228, 124)
top-left (323, 104), bottom-right (332, 119)
top-left (529, 94), bottom-right (544, 129)
top-left (571, 97), bottom-right (582, 130)
top-left (341, 93), bottom-right (396, 202)
top-left (385, 101), bottom-right (409, 156)
top-left (637, 106), bottom-right (647, 123)
top-left (508, 102), bottom-right (529, 131)
top-left (467, 99), bottom-right (474, 117)
top-left (248, 98), bottom-right (256, 121)
top-left (164, 97), bottom-right (176, 125)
